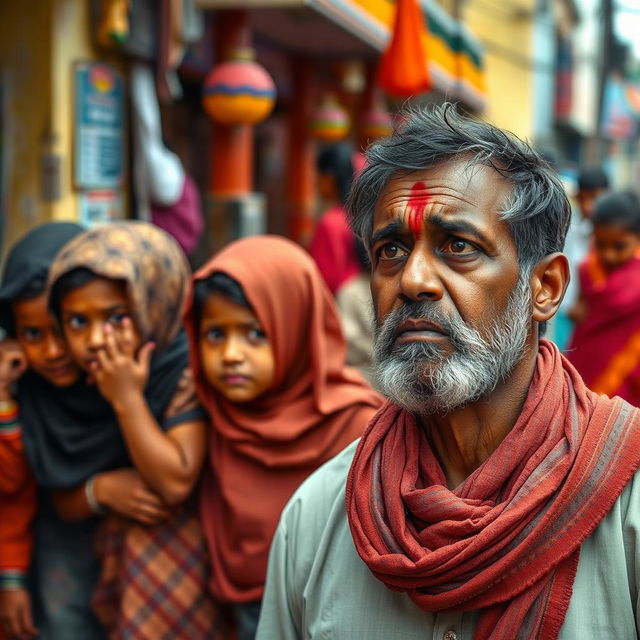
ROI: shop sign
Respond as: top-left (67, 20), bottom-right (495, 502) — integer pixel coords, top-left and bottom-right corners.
top-left (74, 62), bottom-right (124, 189)
top-left (79, 189), bottom-right (124, 227)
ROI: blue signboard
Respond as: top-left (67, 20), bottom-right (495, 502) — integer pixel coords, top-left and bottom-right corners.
top-left (74, 62), bottom-right (124, 189)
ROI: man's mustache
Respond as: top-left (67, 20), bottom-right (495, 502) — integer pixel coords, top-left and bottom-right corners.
top-left (376, 301), bottom-right (467, 347)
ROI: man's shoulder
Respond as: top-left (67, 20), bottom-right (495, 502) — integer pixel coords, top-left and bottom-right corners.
top-left (291, 439), bottom-right (358, 505)
top-left (280, 440), bottom-right (358, 536)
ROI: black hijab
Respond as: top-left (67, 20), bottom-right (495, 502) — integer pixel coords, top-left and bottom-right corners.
top-left (0, 222), bottom-right (84, 335)
top-left (19, 340), bottom-right (188, 488)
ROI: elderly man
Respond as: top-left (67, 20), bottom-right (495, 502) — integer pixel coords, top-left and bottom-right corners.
top-left (256, 105), bottom-right (640, 639)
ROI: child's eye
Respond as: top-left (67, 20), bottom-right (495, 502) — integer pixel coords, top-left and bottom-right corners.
top-left (67, 315), bottom-right (87, 330)
top-left (19, 327), bottom-right (42, 342)
top-left (204, 328), bottom-right (224, 342)
top-left (108, 312), bottom-right (128, 326)
top-left (248, 328), bottom-right (267, 342)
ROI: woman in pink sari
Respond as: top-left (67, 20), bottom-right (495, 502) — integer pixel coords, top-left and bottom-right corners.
top-left (568, 191), bottom-right (640, 405)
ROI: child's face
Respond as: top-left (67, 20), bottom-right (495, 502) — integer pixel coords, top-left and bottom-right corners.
top-left (576, 187), bottom-right (607, 219)
top-left (12, 293), bottom-right (80, 387)
top-left (594, 224), bottom-right (640, 272)
top-left (199, 293), bottom-right (275, 403)
top-left (59, 277), bottom-right (142, 373)
top-left (317, 172), bottom-right (337, 204)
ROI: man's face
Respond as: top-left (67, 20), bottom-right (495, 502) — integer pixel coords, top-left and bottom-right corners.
top-left (369, 159), bottom-right (532, 414)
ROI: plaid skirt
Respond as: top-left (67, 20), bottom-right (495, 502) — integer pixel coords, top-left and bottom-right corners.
top-left (92, 507), bottom-right (229, 639)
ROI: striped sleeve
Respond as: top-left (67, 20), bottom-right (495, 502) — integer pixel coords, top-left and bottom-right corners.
top-left (0, 399), bottom-right (36, 588)
top-left (0, 400), bottom-right (19, 435)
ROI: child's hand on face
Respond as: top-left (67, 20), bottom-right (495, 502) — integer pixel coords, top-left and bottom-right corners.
top-left (90, 317), bottom-right (155, 407)
top-left (0, 587), bottom-right (38, 639)
top-left (0, 339), bottom-right (27, 401)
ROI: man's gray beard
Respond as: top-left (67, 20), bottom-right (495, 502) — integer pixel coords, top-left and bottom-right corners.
top-left (372, 273), bottom-right (532, 415)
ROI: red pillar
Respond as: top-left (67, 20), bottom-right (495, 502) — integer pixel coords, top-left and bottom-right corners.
top-left (209, 10), bottom-right (253, 196)
top-left (287, 57), bottom-right (317, 244)
top-left (358, 62), bottom-right (378, 150)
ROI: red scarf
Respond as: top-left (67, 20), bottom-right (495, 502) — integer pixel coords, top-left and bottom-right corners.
top-left (346, 340), bottom-right (640, 639)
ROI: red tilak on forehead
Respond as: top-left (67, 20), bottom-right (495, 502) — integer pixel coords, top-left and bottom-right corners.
top-left (407, 181), bottom-right (431, 238)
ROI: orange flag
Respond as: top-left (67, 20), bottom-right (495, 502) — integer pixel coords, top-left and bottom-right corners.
top-left (378, 0), bottom-right (432, 97)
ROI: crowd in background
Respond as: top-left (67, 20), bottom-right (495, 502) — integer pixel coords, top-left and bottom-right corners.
top-left (0, 133), bottom-right (637, 640)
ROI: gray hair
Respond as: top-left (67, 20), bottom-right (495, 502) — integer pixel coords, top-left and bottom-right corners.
top-left (347, 103), bottom-right (571, 273)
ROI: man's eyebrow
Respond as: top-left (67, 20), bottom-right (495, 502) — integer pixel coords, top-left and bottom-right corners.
top-left (369, 220), bottom-right (406, 246)
top-left (430, 215), bottom-right (493, 246)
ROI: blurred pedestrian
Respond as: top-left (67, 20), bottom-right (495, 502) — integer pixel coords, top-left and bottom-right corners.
top-left (185, 235), bottom-right (382, 640)
top-left (568, 191), bottom-right (640, 405)
top-left (336, 238), bottom-right (374, 383)
top-left (556, 166), bottom-right (609, 348)
top-left (308, 143), bottom-right (361, 294)
top-left (0, 222), bottom-right (84, 640)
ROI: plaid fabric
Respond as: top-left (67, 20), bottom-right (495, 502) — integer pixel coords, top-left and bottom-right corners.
top-left (92, 506), bottom-right (229, 639)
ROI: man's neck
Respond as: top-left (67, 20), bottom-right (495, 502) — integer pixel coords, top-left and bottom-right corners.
top-left (419, 344), bottom-right (538, 490)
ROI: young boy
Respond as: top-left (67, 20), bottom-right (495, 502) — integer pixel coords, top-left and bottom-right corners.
top-left (0, 222), bottom-right (83, 640)
top-left (568, 191), bottom-right (640, 404)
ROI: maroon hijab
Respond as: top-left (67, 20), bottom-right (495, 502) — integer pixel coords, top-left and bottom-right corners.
top-left (184, 235), bottom-right (382, 602)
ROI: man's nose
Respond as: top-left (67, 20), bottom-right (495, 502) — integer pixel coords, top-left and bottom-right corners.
top-left (399, 250), bottom-right (444, 302)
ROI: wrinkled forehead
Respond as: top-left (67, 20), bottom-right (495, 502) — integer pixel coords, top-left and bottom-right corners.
top-left (372, 160), bottom-right (515, 236)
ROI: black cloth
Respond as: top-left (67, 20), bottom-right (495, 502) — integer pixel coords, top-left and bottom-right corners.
top-left (20, 329), bottom-right (190, 489)
top-left (0, 222), bottom-right (84, 335)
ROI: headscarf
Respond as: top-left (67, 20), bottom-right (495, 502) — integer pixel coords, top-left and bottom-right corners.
top-left (347, 340), bottom-right (640, 640)
top-left (0, 222), bottom-right (84, 335)
top-left (20, 221), bottom-right (192, 489)
top-left (184, 234), bottom-right (382, 603)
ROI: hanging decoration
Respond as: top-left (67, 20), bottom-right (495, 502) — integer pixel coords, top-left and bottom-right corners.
top-left (378, 0), bottom-right (432, 98)
top-left (361, 88), bottom-right (394, 142)
top-left (310, 95), bottom-right (350, 142)
top-left (202, 48), bottom-right (276, 125)
top-left (97, 0), bottom-right (131, 47)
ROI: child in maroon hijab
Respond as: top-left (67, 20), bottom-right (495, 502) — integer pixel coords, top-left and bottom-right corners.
top-left (185, 235), bottom-right (382, 640)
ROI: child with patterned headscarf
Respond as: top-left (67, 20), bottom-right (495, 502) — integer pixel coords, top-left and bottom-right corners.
top-left (38, 222), bottom-right (225, 638)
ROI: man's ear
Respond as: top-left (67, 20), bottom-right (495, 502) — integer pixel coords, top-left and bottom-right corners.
top-left (530, 252), bottom-right (570, 323)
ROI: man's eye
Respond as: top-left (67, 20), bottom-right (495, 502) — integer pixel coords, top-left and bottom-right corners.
top-left (67, 316), bottom-right (86, 330)
top-left (443, 238), bottom-right (475, 254)
top-left (378, 243), bottom-right (408, 260)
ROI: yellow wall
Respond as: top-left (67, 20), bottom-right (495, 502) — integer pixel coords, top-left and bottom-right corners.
top-left (463, 0), bottom-right (535, 140)
top-left (0, 0), bottom-right (126, 259)
top-left (50, 0), bottom-right (100, 222)
top-left (0, 1), bottom-right (54, 252)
